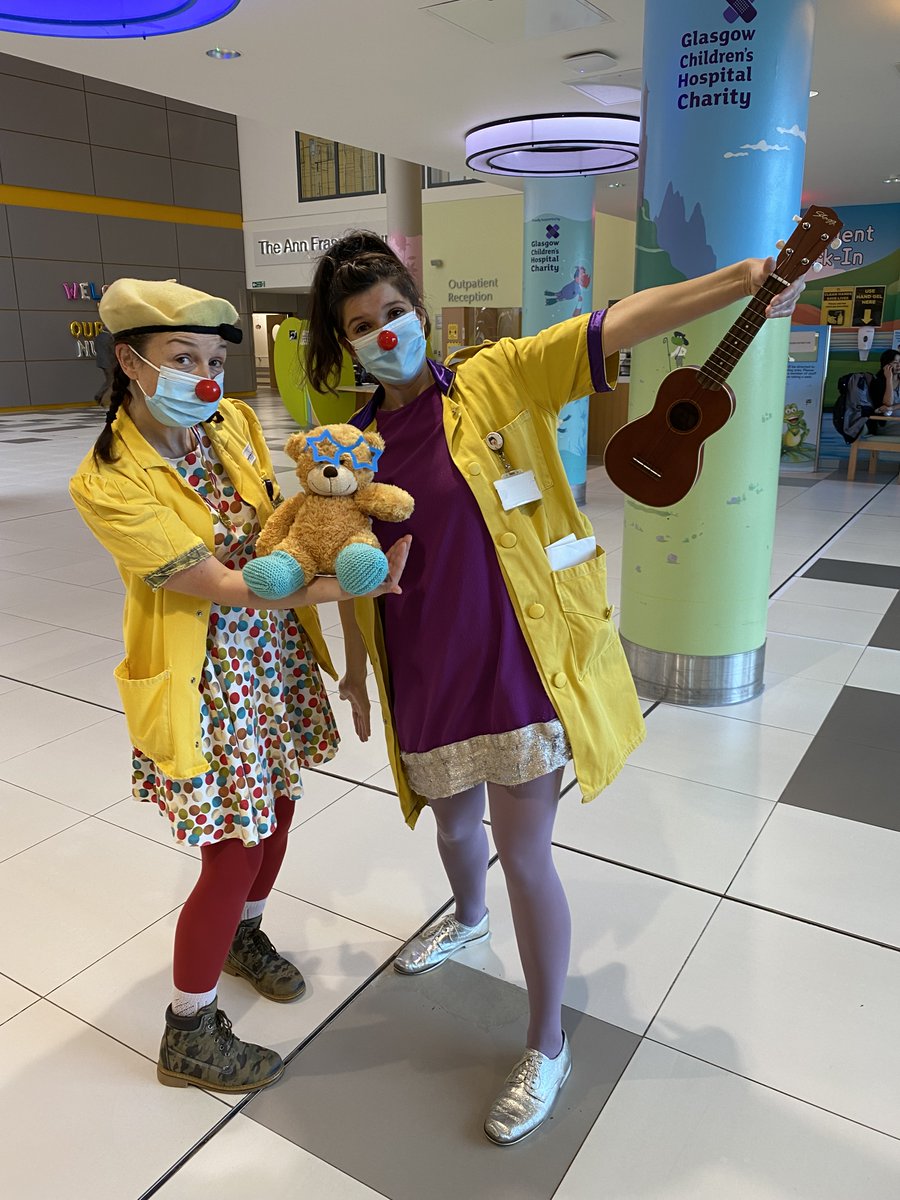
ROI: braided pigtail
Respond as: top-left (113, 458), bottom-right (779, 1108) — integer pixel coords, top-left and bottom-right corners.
top-left (91, 332), bottom-right (152, 464)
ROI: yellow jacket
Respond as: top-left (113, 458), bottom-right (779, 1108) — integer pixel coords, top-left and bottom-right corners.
top-left (70, 398), bottom-right (334, 780)
top-left (352, 312), bottom-right (646, 828)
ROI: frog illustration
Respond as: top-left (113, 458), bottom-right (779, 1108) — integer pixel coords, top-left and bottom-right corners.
top-left (782, 401), bottom-right (810, 450)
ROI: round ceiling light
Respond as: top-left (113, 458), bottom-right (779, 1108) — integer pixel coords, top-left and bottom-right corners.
top-left (0, 0), bottom-right (241, 38)
top-left (465, 112), bottom-right (641, 178)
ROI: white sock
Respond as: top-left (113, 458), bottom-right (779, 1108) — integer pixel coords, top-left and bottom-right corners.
top-left (241, 898), bottom-right (266, 923)
top-left (171, 987), bottom-right (217, 1018)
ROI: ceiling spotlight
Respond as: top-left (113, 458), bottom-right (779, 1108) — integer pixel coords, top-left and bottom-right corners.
top-left (207, 47), bottom-right (242, 59)
top-left (884, 175), bottom-right (900, 184)
top-left (809, 90), bottom-right (819, 97)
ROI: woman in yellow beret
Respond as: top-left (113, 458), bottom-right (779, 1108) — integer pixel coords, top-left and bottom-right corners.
top-left (70, 278), bottom-right (408, 1094)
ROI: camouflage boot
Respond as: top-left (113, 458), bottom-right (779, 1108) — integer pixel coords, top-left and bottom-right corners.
top-left (156, 999), bottom-right (284, 1093)
top-left (223, 915), bottom-right (306, 1003)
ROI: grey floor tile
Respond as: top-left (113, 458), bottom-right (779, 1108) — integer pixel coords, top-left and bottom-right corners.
top-left (244, 961), bottom-right (638, 1200)
top-left (871, 596), bottom-right (900, 651)
top-left (804, 559), bottom-right (900, 590)
top-left (781, 726), bottom-right (900, 834)
top-left (817, 685), bottom-right (900, 754)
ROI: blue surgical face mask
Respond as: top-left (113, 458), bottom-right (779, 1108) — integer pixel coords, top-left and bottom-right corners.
top-left (132, 350), bottom-right (224, 428)
top-left (350, 309), bottom-right (427, 386)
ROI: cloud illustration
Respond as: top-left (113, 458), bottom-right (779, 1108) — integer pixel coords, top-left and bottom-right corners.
top-left (741, 139), bottom-right (790, 152)
top-left (777, 123), bottom-right (807, 143)
top-left (724, 151), bottom-right (750, 158)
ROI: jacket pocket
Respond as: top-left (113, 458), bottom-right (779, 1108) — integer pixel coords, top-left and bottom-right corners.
top-left (495, 409), bottom-right (554, 493)
top-left (551, 553), bottom-right (616, 680)
top-left (114, 659), bottom-right (175, 766)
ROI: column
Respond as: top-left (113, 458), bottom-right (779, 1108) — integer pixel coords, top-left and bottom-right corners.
top-left (384, 157), bottom-right (423, 290)
top-left (620, 0), bottom-right (815, 704)
top-left (522, 176), bottom-right (595, 505)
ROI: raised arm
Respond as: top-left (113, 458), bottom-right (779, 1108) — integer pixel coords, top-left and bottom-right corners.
top-left (602, 256), bottom-right (804, 357)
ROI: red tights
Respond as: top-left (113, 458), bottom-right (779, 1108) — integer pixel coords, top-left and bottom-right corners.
top-left (172, 795), bottom-right (293, 993)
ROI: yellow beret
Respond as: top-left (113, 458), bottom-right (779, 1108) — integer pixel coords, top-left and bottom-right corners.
top-left (99, 277), bottom-right (243, 344)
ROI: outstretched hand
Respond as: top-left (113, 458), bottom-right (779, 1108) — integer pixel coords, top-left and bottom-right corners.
top-left (371, 534), bottom-right (411, 598)
top-left (745, 256), bottom-right (806, 319)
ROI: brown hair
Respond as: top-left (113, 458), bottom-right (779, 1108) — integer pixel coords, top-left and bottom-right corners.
top-left (306, 230), bottom-right (430, 394)
top-left (91, 332), bottom-right (153, 464)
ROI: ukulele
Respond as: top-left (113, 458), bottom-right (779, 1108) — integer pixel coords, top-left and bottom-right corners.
top-left (604, 204), bottom-right (843, 508)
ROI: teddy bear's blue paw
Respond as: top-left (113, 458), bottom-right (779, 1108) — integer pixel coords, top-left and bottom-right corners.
top-left (335, 544), bottom-right (389, 596)
top-left (242, 551), bottom-right (306, 600)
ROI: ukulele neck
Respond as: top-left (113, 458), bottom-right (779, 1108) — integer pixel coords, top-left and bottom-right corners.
top-left (698, 274), bottom-right (788, 388)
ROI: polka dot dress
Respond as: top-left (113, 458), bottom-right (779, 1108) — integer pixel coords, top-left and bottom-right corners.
top-left (133, 429), bottom-right (339, 847)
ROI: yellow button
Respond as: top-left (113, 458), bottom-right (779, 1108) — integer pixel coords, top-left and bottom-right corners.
top-left (499, 532), bottom-right (517, 548)
top-left (552, 672), bottom-right (568, 689)
top-left (467, 462), bottom-right (482, 476)
top-left (528, 603), bottom-right (545, 619)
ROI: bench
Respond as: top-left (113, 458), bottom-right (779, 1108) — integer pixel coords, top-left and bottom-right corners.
top-left (847, 415), bottom-right (900, 481)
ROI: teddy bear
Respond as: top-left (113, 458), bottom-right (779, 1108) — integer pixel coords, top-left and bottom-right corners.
top-left (242, 423), bottom-right (414, 600)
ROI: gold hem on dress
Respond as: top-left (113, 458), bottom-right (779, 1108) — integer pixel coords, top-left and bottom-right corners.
top-left (401, 719), bottom-right (571, 800)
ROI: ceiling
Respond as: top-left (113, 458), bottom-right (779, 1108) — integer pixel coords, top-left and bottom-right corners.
top-left (0, 0), bottom-right (898, 219)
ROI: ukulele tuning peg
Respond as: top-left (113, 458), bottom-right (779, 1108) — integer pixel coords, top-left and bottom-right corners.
top-left (831, 237), bottom-right (842, 249)
top-left (775, 239), bottom-right (786, 249)
top-left (812, 261), bottom-right (823, 272)
top-left (792, 214), bottom-right (802, 223)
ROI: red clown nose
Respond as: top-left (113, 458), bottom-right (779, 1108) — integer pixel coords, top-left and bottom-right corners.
top-left (377, 329), bottom-right (398, 351)
top-left (194, 378), bottom-right (221, 403)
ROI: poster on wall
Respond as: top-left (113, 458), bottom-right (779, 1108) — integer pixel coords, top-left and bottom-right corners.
top-left (781, 326), bottom-right (830, 472)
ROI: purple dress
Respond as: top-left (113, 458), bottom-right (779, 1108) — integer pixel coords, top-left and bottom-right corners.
top-left (364, 380), bottom-right (569, 799)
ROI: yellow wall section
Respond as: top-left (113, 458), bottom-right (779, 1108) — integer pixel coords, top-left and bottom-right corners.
top-left (0, 184), bottom-right (242, 229)
top-left (422, 193), bottom-right (636, 314)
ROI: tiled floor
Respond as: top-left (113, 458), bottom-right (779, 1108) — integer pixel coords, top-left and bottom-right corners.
top-left (3, 399), bottom-right (900, 1198)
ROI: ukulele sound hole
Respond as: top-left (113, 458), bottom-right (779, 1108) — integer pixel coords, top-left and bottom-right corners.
top-left (667, 400), bottom-right (701, 433)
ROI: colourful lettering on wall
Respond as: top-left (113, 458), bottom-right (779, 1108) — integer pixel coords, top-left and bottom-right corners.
top-left (61, 281), bottom-right (108, 301)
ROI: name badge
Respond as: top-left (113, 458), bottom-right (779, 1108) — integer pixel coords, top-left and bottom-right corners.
top-left (486, 430), bottom-right (541, 510)
top-left (494, 470), bottom-right (541, 510)
top-left (242, 444), bottom-right (257, 464)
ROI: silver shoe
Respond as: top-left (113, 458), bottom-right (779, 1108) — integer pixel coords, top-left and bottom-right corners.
top-left (393, 910), bottom-right (490, 976)
top-left (484, 1033), bottom-right (571, 1145)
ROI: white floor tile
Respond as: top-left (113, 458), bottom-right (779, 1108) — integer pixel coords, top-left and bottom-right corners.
top-left (0, 627), bottom-right (122, 684)
top-left (0, 778), bottom-right (87, 861)
top-left (0, 612), bottom-right (55, 646)
top-left (649, 901), bottom-right (900, 1137)
top-left (762, 632), bottom-right (864, 684)
top-left (39, 653), bottom-right (124, 709)
top-left (556, 1039), bottom-right (900, 1200)
top-left (0, 544), bottom-right (119, 586)
top-left (0, 684), bottom-right (108, 762)
top-left (554, 765), bottom-right (773, 893)
top-left (766, 598), bottom-right (883, 645)
top-left (846, 646), bottom-right (900, 695)
top-left (293, 768), bottom-right (360, 825)
top-left (825, 539), bottom-right (900, 568)
top-left (0, 1001), bottom-right (226, 1200)
top-left (695, 671), bottom-right (842, 735)
top-left (154, 1115), bottom-right (386, 1198)
top-left (848, 514), bottom-right (900, 541)
top-left (627, 706), bottom-right (812, 801)
top-left (0, 571), bottom-right (125, 636)
top-left (0, 536), bottom-right (34, 562)
top-left (730, 805), bottom-right (900, 948)
top-left (276, 785), bottom-right (454, 938)
top-left (0, 713), bottom-right (133, 812)
top-left (774, 575), bottom-right (896, 614)
top-left (469, 847), bottom-right (718, 1034)
top-left (0, 818), bottom-right (197, 993)
top-left (0, 508), bottom-right (101, 553)
top-left (52, 896), bottom-right (400, 1065)
top-left (0, 973), bottom-right (38, 1026)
